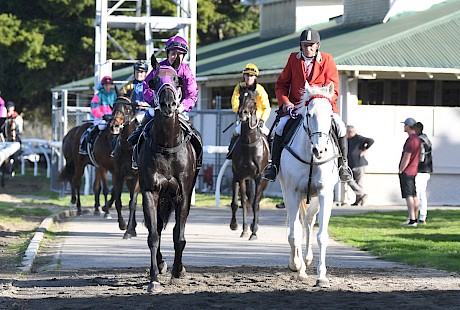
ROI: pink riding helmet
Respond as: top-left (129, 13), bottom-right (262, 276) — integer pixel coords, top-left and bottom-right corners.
top-left (165, 35), bottom-right (189, 54)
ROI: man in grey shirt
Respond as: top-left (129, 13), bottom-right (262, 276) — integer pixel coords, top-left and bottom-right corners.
top-left (346, 125), bottom-right (374, 206)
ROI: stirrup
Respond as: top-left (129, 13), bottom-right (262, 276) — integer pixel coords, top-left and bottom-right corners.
top-left (262, 164), bottom-right (278, 182)
top-left (339, 165), bottom-right (353, 182)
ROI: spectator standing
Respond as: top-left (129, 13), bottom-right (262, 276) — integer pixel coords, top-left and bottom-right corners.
top-left (413, 122), bottom-right (433, 225)
top-left (399, 117), bottom-right (421, 227)
top-left (346, 125), bottom-right (374, 206)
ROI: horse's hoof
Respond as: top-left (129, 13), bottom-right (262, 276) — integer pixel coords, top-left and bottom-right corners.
top-left (94, 210), bottom-right (101, 216)
top-left (77, 210), bottom-right (82, 216)
top-left (147, 281), bottom-right (163, 293)
top-left (288, 262), bottom-right (302, 272)
top-left (249, 234), bottom-right (258, 241)
top-left (102, 206), bottom-right (109, 213)
top-left (298, 272), bottom-right (308, 281)
top-left (119, 221), bottom-right (127, 230)
top-left (240, 231), bottom-right (248, 238)
top-left (171, 266), bottom-right (186, 278)
top-left (158, 261), bottom-right (168, 274)
top-left (305, 259), bottom-right (313, 267)
top-left (229, 221), bottom-right (238, 231)
top-left (104, 213), bottom-right (112, 219)
top-left (122, 232), bottom-right (132, 240)
top-left (315, 278), bottom-right (330, 288)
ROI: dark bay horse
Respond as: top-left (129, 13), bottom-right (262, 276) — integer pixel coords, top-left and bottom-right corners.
top-left (59, 116), bottom-right (114, 216)
top-left (0, 117), bottom-right (18, 187)
top-left (138, 57), bottom-right (200, 293)
top-left (229, 87), bottom-right (270, 240)
top-left (103, 96), bottom-right (140, 237)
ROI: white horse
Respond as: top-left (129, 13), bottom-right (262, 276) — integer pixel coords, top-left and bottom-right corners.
top-left (278, 81), bottom-right (339, 288)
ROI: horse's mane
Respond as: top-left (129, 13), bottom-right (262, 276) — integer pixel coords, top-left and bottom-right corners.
top-left (299, 84), bottom-right (332, 105)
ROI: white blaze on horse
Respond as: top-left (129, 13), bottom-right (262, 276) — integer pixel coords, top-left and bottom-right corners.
top-left (278, 81), bottom-right (339, 288)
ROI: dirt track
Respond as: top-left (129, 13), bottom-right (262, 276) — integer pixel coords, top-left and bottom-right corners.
top-left (1, 206), bottom-right (459, 309)
top-left (2, 266), bottom-right (459, 309)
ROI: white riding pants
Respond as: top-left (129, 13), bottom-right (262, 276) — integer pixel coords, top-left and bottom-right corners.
top-left (416, 172), bottom-right (431, 221)
top-left (275, 112), bottom-right (346, 137)
top-left (234, 122), bottom-right (269, 136)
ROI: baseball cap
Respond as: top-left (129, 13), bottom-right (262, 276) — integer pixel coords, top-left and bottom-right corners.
top-left (402, 117), bottom-right (416, 127)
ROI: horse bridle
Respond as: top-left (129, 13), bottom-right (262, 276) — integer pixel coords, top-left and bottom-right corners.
top-left (112, 98), bottom-right (135, 132)
top-left (152, 67), bottom-right (182, 112)
top-left (303, 94), bottom-right (333, 145)
top-left (238, 91), bottom-right (259, 130)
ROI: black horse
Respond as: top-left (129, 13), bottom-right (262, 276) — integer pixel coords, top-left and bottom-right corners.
top-left (103, 96), bottom-right (140, 236)
top-left (138, 56), bottom-right (201, 292)
top-left (229, 87), bottom-right (270, 240)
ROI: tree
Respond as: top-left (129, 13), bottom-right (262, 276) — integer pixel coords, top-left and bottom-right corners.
top-left (0, 0), bottom-right (259, 115)
top-left (197, 0), bottom-right (259, 45)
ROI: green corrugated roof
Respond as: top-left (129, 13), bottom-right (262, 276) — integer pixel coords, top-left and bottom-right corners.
top-left (196, 0), bottom-right (460, 76)
top-left (51, 66), bottom-right (133, 91)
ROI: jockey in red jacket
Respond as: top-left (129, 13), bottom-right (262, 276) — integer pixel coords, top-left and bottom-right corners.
top-left (263, 28), bottom-right (352, 182)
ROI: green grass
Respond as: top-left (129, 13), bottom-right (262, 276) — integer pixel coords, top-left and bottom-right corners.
top-left (329, 210), bottom-right (460, 272)
top-left (0, 203), bottom-right (53, 218)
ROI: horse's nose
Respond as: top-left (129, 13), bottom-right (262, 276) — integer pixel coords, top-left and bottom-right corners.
top-left (312, 147), bottom-right (320, 158)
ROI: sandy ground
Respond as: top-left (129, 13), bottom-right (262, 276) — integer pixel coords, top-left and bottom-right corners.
top-left (1, 266), bottom-right (459, 309)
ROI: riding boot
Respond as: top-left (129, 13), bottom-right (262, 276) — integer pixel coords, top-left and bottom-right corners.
top-left (226, 135), bottom-right (238, 160)
top-left (263, 134), bottom-right (283, 182)
top-left (338, 136), bottom-right (353, 182)
top-left (128, 115), bottom-right (150, 146)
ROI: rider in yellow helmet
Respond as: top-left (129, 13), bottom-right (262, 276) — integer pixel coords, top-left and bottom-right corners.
top-left (226, 63), bottom-right (271, 159)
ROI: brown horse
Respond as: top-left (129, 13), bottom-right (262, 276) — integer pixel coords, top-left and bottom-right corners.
top-left (59, 117), bottom-right (115, 216)
top-left (103, 96), bottom-right (140, 236)
top-left (0, 117), bottom-right (19, 187)
top-left (229, 87), bottom-right (270, 240)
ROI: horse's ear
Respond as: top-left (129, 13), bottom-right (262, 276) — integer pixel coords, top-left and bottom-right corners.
top-left (149, 76), bottom-right (161, 90)
top-left (171, 56), bottom-right (181, 71)
top-left (327, 81), bottom-right (334, 97)
top-left (151, 54), bottom-right (160, 71)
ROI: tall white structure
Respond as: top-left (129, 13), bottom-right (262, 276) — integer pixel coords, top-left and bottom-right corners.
top-left (94, 0), bottom-right (197, 89)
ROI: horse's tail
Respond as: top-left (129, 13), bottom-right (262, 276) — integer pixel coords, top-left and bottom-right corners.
top-left (58, 161), bottom-right (75, 183)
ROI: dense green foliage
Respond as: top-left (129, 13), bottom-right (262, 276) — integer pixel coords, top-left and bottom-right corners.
top-left (329, 210), bottom-right (460, 272)
top-left (0, 0), bottom-right (258, 117)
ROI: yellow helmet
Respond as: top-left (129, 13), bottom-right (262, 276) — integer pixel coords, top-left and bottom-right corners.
top-left (242, 63), bottom-right (259, 77)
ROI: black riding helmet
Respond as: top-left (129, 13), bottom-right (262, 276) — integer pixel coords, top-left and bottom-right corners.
top-left (134, 60), bottom-right (148, 72)
top-left (299, 28), bottom-right (320, 51)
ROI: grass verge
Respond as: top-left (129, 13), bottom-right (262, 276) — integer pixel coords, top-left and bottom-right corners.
top-left (329, 210), bottom-right (460, 272)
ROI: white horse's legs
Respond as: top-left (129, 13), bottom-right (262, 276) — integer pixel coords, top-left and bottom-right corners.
top-left (315, 190), bottom-right (334, 287)
top-left (285, 194), bottom-right (307, 280)
top-left (305, 198), bottom-right (319, 266)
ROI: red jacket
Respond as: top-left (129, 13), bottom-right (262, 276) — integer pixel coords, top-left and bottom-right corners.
top-left (275, 51), bottom-right (339, 113)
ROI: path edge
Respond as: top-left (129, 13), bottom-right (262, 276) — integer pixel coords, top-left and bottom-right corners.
top-left (18, 209), bottom-right (89, 273)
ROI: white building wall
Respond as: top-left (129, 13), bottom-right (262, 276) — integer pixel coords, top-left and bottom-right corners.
top-left (342, 0), bottom-right (391, 26)
top-left (345, 105), bottom-right (460, 206)
top-left (295, 5), bottom-right (343, 31)
top-left (260, 0), bottom-right (296, 39)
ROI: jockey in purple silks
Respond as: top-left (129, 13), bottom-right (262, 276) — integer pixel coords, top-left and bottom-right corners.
top-left (128, 35), bottom-right (198, 145)
top-left (128, 35), bottom-right (199, 169)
